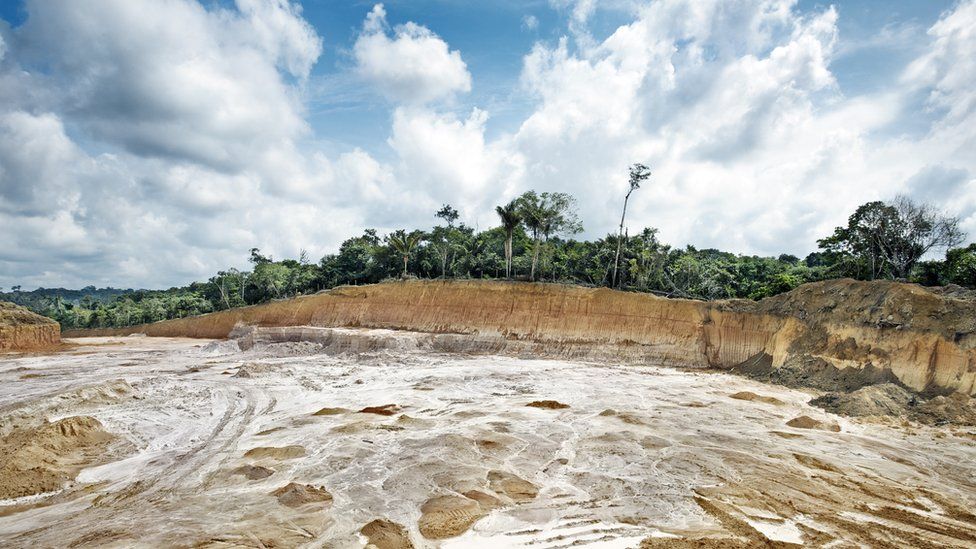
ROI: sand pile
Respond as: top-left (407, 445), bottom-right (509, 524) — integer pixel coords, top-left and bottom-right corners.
top-left (0, 416), bottom-right (120, 499)
top-left (243, 445), bottom-right (306, 460)
top-left (270, 483), bottom-right (332, 507)
top-left (488, 471), bottom-right (538, 502)
top-left (418, 495), bottom-right (487, 539)
top-left (786, 415), bottom-right (841, 432)
top-left (812, 384), bottom-right (976, 425)
top-left (361, 519), bottom-right (414, 549)
top-left (0, 301), bottom-right (60, 351)
top-left (728, 391), bottom-right (783, 405)
top-left (526, 400), bottom-right (570, 409)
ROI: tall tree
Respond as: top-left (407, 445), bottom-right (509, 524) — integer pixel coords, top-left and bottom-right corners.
top-left (517, 191), bottom-right (583, 281)
top-left (495, 200), bottom-right (522, 278)
top-left (388, 230), bottom-right (423, 277)
top-left (435, 204), bottom-right (460, 228)
top-left (819, 197), bottom-right (964, 280)
top-left (613, 163), bottom-right (651, 288)
top-left (431, 204), bottom-right (462, 277)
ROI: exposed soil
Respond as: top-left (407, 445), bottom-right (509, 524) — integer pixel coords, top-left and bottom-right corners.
top-left (728, 391), bottom-right (784, 405)
top-left (785, 415), bottom-right (841, 432)
top-left (0, 335), bottom-right (974, 548)
top-left (361, 518), bottom-right (414, 549)
top-left (811, 383), bottom-right (976, 426)
top-left (359, 404), bottom-right (401, 416)
top-left (243, 445), bottom-right (306, 460)
top-left (232, 465), bottom-right (274, 480)
top-left (271, 482), bottom-right (332, 507)
top-left (0, 416), bottom-right (123, 499)
top-left (526, 400), bottom-right (570, 409)
top-left (0, 301), bottom-right (60, 351)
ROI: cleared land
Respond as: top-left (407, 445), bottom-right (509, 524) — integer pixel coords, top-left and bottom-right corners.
top-left (0, 334), bottom-right (974, 547)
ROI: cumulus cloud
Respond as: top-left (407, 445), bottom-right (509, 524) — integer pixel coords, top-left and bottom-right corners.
top-left (0, 0), bottom-right (385, 289)
top-left (2, 0), bottom-right (975, 290)
top-left (353, 4), bottom-right (471, 105)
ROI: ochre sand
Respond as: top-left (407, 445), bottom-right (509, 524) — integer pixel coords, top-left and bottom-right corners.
top-left (0, 335), bottom-right (974, 547)
top-left (64, 279), bottom-right (976, 397)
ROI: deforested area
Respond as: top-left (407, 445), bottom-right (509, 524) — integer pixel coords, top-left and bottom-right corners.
top-left (1, 333), bottom-right (975, 547)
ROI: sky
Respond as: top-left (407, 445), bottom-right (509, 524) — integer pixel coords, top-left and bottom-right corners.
top-left (1, 0), bottom-right (974, 290)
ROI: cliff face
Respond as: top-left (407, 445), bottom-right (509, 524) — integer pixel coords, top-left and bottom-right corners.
top-left (64, 279), bottom-right (976, 396)
top-left (0, 301), bottom-right (60, 351)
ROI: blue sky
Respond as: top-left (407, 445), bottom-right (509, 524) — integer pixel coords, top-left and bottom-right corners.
top-left (1, 0), bottom-right (974, 289)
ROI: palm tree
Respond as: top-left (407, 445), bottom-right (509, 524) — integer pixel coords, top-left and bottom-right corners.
top-left (613, 163), bottom-right (651, 288)
top-left (495, 200), bottom-right (522, 279)
top-left (388, 230), bottom-right (423, 277)
top-left (46, 295), bottom-right (66, 316)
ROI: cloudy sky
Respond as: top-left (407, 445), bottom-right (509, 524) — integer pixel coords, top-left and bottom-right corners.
top-left (1, 0), bottom-right (974, 290)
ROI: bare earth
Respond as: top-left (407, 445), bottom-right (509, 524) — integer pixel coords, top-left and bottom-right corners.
top-left (1, 334), bottom-right (975, 548)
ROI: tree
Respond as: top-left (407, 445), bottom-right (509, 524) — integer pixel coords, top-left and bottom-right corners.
top-left (430, 205), bottom-right (463, 278)
top-left (249, 247), bottom-right (272, 265)
top-left (495, 200), bottom-right (522, 279)
top-left (613, 163), bottom-right (651, 288)
top-left (45, 295), bottom-right (66, 316)
top-left (819, 197), bottom-right (964, 280)
top-left (388, 230), bottom-right (423, 277)
top-left (435, 204), bottom-right (460, 228)
top-left (517, 191), bottom-right (582, 280)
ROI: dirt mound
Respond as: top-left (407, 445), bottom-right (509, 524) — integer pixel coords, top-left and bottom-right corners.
top-left (233, 362), bottom-right (280, 378)
top-left (786, 415), bottom-right (841, 432)
top-left (728, 391), bottom-right (783, 405)
top-left (487, 470), bottom-right (538, 502)
top-left (810, 384), bottom-right (976, 425)
top-left (0, 301), bottom-right (60, 351)
top-left (243, 445), bottom-right (306, 460)
top-left (271, 482), bottom-right (332, 507)
top-left (810, 384), bottom-right (916, 417)
top-left (232, 465), bottom-right (274, 480)
top-left (361, 519), bottom-right (414, 549)
top-left (0, 416), bottom-right (120, 499)
top-left (754, 278), bottom-right (976, 337)
top-left (359, 404), bottom-right (400, 416)
top-left (418, 495), bottom-right (486, 539)
top-left (312, 407), bottom-right (348, 416)
top-left (462, 489), bottom-right (502, 509)
top-left (526, 400), bottom-right (570, 410)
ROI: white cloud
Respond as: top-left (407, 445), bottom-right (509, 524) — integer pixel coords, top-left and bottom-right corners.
top-left (522, 15), bottom-right (539, 31)
top-left (0, 0), bottom-right (391, 289)
top-left (2, 0), bottom-right (976, 290)
top-left (353, 4), bottom-right (471, 105)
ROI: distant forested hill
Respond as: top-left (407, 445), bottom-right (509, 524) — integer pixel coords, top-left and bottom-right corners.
top-left (0, 286), bottom-right (136, 314)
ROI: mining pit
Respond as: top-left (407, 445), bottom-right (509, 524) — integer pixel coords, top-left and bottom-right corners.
top-left (2, 280), bottom-right (976, 547)
top-left (0, 331), bottom-right (974, 547)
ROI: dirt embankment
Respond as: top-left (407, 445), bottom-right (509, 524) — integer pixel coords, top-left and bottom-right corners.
top-left (65, 279), bottom-right (976, 397)
top-left (0, 416), bottom-right (122, 499)
top-left (0, 301), bottom-right (60, 352)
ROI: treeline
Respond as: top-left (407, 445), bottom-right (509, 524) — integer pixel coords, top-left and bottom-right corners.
top-left (3, 179), bottom-right (972, 330)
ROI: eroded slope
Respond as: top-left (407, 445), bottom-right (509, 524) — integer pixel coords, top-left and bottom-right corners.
top-left (0, 301), bottom-right (60, 352)
top-left (66, 279), bottom-right (976, 396)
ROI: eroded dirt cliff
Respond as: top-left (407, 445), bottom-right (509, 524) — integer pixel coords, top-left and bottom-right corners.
top-left (65, 279), bottom-right (976, 396)
top-left (0, 301), bottom-right (60, 352)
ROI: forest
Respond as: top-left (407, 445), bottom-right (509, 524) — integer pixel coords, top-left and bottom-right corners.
top-left (3, 169), bottom-right (973, 330)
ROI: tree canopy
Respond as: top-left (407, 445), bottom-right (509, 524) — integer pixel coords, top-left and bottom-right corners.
top-left (3, 189), bottom-right (969, 331)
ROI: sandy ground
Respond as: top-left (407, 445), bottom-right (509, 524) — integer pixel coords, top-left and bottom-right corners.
top-left (0, 333), bottom-right (975, 548)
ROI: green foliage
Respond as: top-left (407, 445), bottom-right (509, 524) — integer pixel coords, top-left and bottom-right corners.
top-left (4, 195), bottom-right (970, 330)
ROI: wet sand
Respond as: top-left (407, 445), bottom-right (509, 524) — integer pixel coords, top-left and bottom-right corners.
top-left (0, 334), bottom-right (974, 547)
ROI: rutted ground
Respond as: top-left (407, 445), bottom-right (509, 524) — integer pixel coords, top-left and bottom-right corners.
top-left (0, 335), bottom-right (975, 548)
